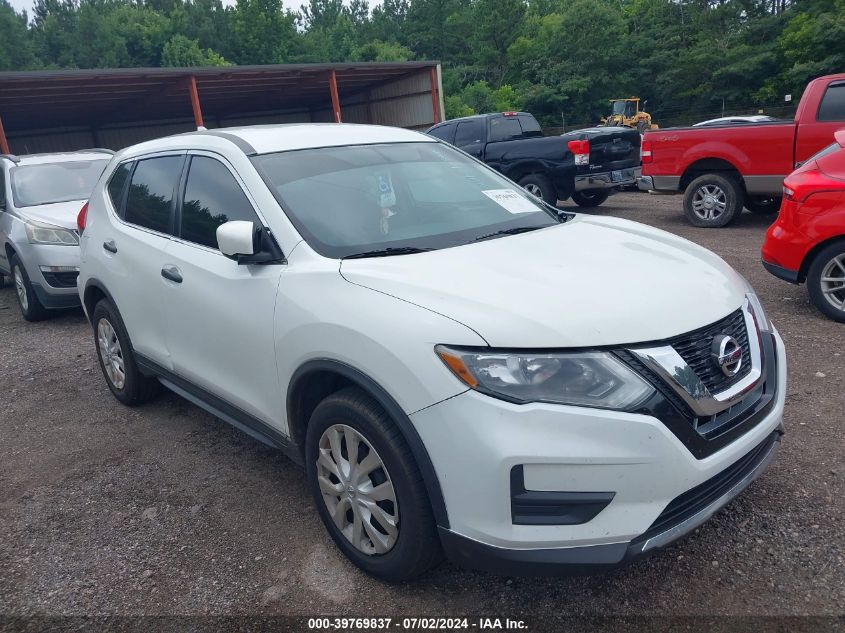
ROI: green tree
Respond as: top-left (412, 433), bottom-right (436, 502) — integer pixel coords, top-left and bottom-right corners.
top-left (232, 0), bottom-right (298, 64)
top-left (161, 34), bottom-right (231, 66)
top-left (0, 0), bottom-right (39, 70)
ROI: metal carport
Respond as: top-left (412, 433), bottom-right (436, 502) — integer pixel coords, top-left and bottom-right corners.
top-left (0, 62), bottom-right (444, 154)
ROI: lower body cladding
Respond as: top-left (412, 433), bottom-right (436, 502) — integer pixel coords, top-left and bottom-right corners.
top-left (412, 330), bottom-right (786, 574)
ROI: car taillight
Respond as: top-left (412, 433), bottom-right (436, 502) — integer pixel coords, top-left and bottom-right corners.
top-left (77, 202), bottom-right (89, 233)
top-left (641, 140), bottom-right (652, 164)
top-left (782, 167), bottom-right (845, 203)
top-left (567, 139), bottom-right (590, 166)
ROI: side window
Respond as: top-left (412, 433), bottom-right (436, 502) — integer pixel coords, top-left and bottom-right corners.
top-left (180, 156), bottom-right (259, 249)
top-left (489, 117), bottom-right (522, 142)
top-left (428, 124), bottom-right (455, 144)
top-left (106, 162), bottom-right (132, 217)
top-left (124, 156), bottom-right (183, 234)
top-left (817, 82), bottom-right (845, 122)
top-left (454, 120), bottom-right (484, 146)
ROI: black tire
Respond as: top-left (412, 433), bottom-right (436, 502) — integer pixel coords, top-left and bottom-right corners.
top-left (806, 241), bottom-right (845, 323)
top-left (10, 254), bottom-right (49, 322)
top-left (745, 195), bottom-right (781, 215)
top-left (91, 298), bottom-right (159, 405)
top-left (305, 387), bottom-right (442, 581)
top-left (518, 174), bottom-right (557, 205)
top-left (683, 173), bottom-right (743, 228)
top-left (572, 190), bottom-right (610, 208)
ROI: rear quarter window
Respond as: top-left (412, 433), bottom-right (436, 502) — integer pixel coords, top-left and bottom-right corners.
top-left (107, 162), bottom-right (132, 217)
top-left (428, 124), bottom-right (456, 144)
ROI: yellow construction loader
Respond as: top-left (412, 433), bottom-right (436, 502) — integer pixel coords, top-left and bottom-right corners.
top-left (600, 97), bottom-right (657, 133)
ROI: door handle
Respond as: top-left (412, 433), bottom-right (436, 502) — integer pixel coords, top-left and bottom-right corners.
top-left (103, 240), bottom-right (117, 254)
top-left (161, 265), bottom-right (183, 284)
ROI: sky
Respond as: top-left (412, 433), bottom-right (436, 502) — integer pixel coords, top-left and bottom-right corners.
top-left (7, 0), bottom-right (330, 16)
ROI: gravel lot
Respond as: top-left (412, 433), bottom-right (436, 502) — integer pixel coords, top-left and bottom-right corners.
top-left (1, 192), bottom-right (843, 627)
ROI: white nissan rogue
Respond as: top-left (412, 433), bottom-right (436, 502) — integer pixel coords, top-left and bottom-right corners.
top-left (78, 124), bottom-right (786, 580)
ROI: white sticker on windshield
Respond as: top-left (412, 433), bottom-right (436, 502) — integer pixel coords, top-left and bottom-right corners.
top-left (481, 189), bottom-right (539, 214)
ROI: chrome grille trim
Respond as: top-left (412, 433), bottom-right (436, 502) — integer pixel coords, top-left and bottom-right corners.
top-left (627, 300), bottom-right (762, 417)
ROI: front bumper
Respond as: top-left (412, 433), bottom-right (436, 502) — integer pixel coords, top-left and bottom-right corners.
top-left (13, 240), bottom-right (81, 307)
top-left (575, 167), bottom-right (637, 191)
top-left (412, 329), bottom-right (786, 573)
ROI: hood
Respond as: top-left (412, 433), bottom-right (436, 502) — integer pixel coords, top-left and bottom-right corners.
top-left (17, 200), bottom-right (85, 230)
top-left (340, 215), bottom-right (747, 348)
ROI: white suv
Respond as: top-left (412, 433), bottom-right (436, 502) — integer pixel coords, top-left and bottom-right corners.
top-left (1, 150), bottom-right (112, 320)
top-left (78, 124), bottom-right (786, 580)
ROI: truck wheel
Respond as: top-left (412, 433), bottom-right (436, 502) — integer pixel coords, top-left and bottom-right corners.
top-left (572, 190), bottom-right (610, 208)
top-left (745, 195), bottom-right (781, 215)
top-left (11, 254), bottom-right (49, 322)
top-left (683, 174), bottom-right (742, 228)
top-left (305, 387), bottom-right (442, 581)
top-left (807, 241), bottom-right (845, 323)
top-left (518, 174), bottom-right (557, 205)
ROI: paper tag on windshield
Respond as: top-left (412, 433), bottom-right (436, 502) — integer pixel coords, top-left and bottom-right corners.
top-left (482, 189), bottom-right (538, 214)
top-left (378, 174), bottom-right (397, 207)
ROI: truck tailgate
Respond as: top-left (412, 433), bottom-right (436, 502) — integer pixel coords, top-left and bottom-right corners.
top-left (564, 127), bottom-right (641, 172)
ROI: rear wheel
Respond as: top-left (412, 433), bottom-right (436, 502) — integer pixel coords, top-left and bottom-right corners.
top-left (518, 174), bottom-right (557, 205)
top-left (807, 241), bottom-right (845, 323)
top-left (11, 254), bottom-right (49, 322)
top-left (572, 190), bottom-right (610, 208)
top-left (745, 195), bottom-right (781, 215)
top-left (92, 299), bottom-right (159, 405)
top-left (305, 387), bottom-right (442, 581)
top-left (683, 173), bottom-right (742, 227)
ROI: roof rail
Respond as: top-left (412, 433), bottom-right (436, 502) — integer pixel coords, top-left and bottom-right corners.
top-left (0, 154), bottom-right (21, 163)
top-left (87, 148), bottom-right (116, 155)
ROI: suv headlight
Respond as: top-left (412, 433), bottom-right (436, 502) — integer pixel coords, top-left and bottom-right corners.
top-left (25, 220), bottom-right (79, 246)
top-left (435, 346), bottom-right (655, 410)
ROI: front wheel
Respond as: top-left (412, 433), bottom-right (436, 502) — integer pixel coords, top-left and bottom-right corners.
top-left (807, 241), bottom-right (845, 323)
top-left (11, 254), bottom-right (49, 322)
top-left (571, 190), bottom-right (610, 208)
top-left (683, 174), bottom-right (743, 227)
top-left (305, 387), bottom-right (442, 581)
top-left (518, 174), bottom-right (557, 205)
top-left (745, 195), bottom-right (781, 215)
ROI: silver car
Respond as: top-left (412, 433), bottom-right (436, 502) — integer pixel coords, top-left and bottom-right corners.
top-left (0, 150), bottom-right (112, 320)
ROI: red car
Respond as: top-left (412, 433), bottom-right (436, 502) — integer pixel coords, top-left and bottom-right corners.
top-left (762, 129), bottom-right (845, 322)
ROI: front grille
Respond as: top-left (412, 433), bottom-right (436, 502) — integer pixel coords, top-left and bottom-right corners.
top-left (639, 431), bottom-right (779, 540)
top-left (668, 309), bottom-right (751, 393)
top-left (41, 271), bottom-right (79, 288)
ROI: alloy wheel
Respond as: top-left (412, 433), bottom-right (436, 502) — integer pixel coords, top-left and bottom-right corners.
top-left (523, 183), bottom-right (543, 198)
top-left (13, 266), bottom-right (28, 312)
top-left (316, 424), bottom-right (399, 555)
top-left (97, 318), bottom-right (126, 389)
top-left (691, 184), bottom-right (727, 221)
top-left (820, 253), bottom-right (845, 312)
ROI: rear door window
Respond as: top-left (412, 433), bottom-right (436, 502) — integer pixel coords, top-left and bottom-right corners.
top-left (489, 117), bottom-right (523, 142)
top-left (818, 82), bottom-right (845, 122)
top-left (124, 156), bottom-right (183, 234)
top-left (454, 120), bottom-right (485, 147)
top-left (179, 156), bottom-right (260, 249)
top-left (107, 162), bottom-right (132, 217)
top-left (0, 166), bottom-right (6, 209)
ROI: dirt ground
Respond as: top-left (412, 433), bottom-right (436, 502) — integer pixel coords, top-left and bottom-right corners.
top-left (0, 192), bottom-right (843, 628)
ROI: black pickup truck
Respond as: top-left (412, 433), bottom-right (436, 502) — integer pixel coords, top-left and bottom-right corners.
top-left (427, 112), bottom-right (640, 207)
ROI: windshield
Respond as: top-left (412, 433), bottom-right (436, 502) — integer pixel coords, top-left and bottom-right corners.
top-left (11, 160), bottom-right (109, 207)
top-left (252, 142), bottom-right (560, 258)
top-left (611, 101), bottom-right (635, 116)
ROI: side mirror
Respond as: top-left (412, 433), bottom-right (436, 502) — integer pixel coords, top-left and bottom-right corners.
top-left (217, 220), bottom-right (255, 258)
top-left (216, 220), bottom-right (285, 265)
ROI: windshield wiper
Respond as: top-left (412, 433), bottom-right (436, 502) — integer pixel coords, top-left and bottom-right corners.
top-left (343, 246), bottom-right (434, 259)
top-left (472, 226), bottom-right (543, 242)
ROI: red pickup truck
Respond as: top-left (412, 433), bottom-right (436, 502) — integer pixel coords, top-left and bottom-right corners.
top-left (639, 74), bottom-right (845, 227)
